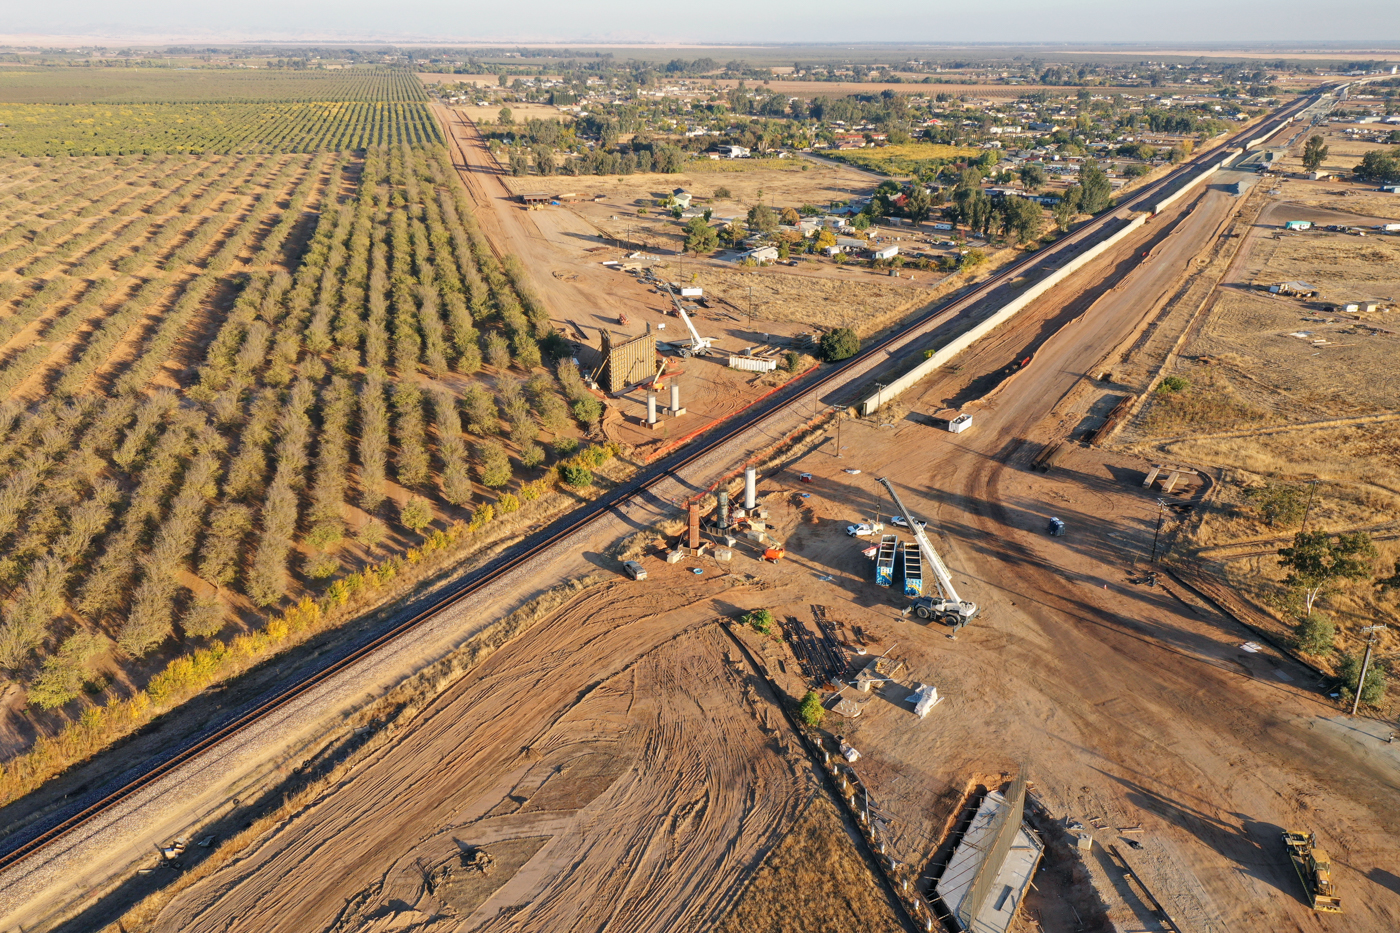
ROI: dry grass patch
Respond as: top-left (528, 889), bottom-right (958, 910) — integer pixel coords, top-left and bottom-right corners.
top-left (714, 792), bottom-right (900, 933)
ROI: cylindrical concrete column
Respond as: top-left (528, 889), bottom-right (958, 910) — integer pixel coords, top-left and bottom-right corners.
top-left (717, 490), bottom-right (729, 528)
top-left (646, 392), bottom-right (657, 424)
top-left (744, 466), bottom-right (757, 509)
top-left (669, 382), bottom-right (680, 412)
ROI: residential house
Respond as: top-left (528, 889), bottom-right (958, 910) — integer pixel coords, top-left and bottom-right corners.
top-left (671, 188), bottom-right (693, 209)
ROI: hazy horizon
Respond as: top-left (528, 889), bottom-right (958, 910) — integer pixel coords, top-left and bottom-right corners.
top-left (3, 0), bottom-right (1400, 49)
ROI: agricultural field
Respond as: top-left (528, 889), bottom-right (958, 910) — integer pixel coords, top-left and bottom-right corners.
top-left (0, 68), bottom-right (438, 155)
top-left (0, 67), bottom-right (428, 104)
top-left (822, 142), bottom-right (983, 176)
top-left (0, 70), bottom-right (609, 805)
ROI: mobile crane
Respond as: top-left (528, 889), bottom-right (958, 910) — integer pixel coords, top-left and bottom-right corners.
top-left (661, 284), bottom-right (715, 358)
top-left (876, 477), bottom-right (979, 629)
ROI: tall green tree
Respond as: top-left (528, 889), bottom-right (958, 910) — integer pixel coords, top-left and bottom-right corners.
top-left (683, 215), bottom-right (718, 254)
top-left (905, 184), bottom-right (932, 223)
top-left (1354, 149), bottom-right (1400, 183)
top-left (1278, 530), bottom-right (1378, 616)
top-left (1078, 161), bottom-right (1113, 214)
top-left (746, 204), bottom-right (778, 235)
top-left (1053, 184), bottom-right (1082, 231)
top-left (1019, 163), bottom-right (1047, 192)
top-left (1301, 135), bottom-right (1329, 172)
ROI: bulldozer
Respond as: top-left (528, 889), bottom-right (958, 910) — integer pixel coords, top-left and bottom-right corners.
top-left (1283, 830), bottom-right (1342, 913)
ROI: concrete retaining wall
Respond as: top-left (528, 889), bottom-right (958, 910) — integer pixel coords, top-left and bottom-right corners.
top-left (859, 212), bottom-right (1148, 416)
top-left (1150, 151), bottom-right (1236, 216)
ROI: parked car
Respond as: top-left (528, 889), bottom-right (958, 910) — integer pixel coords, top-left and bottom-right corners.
top-left (1047, 517), bottom-right (1066, 537)
top-left (798, 472), bottom-right (813, 483)
top-left (622, 560), bottom-right (647, 581)
top-left (846, 523), bottom-right (875, 537)
top-left (889, 516), bottom-right (927, 529)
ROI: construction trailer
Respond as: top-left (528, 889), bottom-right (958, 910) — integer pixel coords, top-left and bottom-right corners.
top-left (900, 542), bottom-right (924, 596)
top-left (874, 535), bottom-right (898, 588)
top-left (931, 408), bottom-right (974, 433)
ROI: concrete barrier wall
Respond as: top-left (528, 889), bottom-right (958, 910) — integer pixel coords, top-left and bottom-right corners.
top-left (859, 212), bottom-right (1148, 415)
top-left (1150, 157), bottom-right (1229, 216)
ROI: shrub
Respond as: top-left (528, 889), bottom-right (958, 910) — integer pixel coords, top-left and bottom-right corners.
top-left (819, 328), bottom-right (860, 362)
top-left (399, 496), bottom-right (434, 534)
top-left (554, 436), bottom-right (579, 456)
top-left (783, 350), bottom-right (800, 372)
top-left (571, 395), bottom-right (602, 426)
top-left (743, 608), bottom-right (774, 635)
top-left (181, 596), bottom-right (227, 639)
top-left (357, 518), bottom-right (387, 551)
top-left (1292, 613), bottom-right (1335, 655)
top-left (1157, 375), bottom-right (1190, 394)
top-left (798, 690), bottom-right (825, 727)
top-left (560, 464), bottom-right (593, 488)
top-left (27, 631), bottom-right (106, 710)
top-left (304, 552), bottom-right (341, 580)
top-left (477, 440), bottom-right (513, 488)
top-left (497, 492), bottom-right (520, 514)
top-left (1337, 652), bottom-right (1389, 708)
top-left (520, 442), bottom-right (545, 469)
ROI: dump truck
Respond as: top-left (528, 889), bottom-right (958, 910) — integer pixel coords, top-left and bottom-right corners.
top-left (1283, 830), bottom-right (1342, 913)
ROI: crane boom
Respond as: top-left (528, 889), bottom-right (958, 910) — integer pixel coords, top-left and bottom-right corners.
top-left (662, 284), bottom-right (712, 356)
top-left (876, 477), bottom-right (979, 627)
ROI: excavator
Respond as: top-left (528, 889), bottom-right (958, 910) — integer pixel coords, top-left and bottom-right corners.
top-left (876, 477), bottom-right (979, 630)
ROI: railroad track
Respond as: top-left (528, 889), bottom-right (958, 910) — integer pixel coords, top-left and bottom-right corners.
top-left (0, 93), bottom-right (1321, 876)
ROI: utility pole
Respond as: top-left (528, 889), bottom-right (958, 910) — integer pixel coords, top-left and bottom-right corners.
top-left (835, 408), bottom-right (842, 458)
top-left (748, 285), bottom-right (754, 325)
top-left (1150, 498), bottom-right (1168, 563)
top-left (1299, 480), bottom-right (1320, 534)
top-left (1350, 624), bottom-right (1387, 716)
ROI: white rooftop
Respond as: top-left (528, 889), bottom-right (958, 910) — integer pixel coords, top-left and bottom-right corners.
top-left (936, 790), bottom-right (1044, 933)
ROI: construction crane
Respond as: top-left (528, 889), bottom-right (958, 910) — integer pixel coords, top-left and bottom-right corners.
top-left (876, 477), bottom-right (979, 629)
top-left (661, 284), bottom-right (714, 358)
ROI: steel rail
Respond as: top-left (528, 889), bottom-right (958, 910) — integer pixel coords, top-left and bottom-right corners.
top-left (0, 94), bottom-right (1317, 874)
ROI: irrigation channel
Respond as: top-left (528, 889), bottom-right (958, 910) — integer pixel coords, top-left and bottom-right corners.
top-left (0, 91), bottom-right (1320, 873)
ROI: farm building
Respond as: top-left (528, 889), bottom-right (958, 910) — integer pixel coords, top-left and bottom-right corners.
top-left (598, 331), bottom-right (658, 393)
top-left (671, 188), bottom-right (692, 209)
top-left (872, 244), bottom-right (900, 260)
top-left (519, 192), bottom-right (551, 204)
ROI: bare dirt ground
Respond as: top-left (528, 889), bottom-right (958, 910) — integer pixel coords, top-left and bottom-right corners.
top-left (147, 579), bottom-right (815, 933)
top-left (434, 103), bottom-right (980, 456)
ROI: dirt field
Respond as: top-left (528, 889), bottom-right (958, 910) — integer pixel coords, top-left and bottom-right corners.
top-left (147, 580), bottom-right (814, 933)
top-left (434, 104), bottom-right (972, 455)
top-left (1112, 142), bottom-right (1400, 665)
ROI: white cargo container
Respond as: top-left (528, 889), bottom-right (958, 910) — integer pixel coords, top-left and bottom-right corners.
top-left (728, 355), bottom-right (778, 372)
top-left (680, 286), bottom-right (704, 297)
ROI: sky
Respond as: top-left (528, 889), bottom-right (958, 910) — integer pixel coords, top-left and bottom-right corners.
top-left (2, 0), bottom-right (1399, 47)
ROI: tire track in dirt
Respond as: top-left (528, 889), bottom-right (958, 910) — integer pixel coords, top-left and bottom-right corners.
top-left (150, 581), bottom-right (809, 933)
